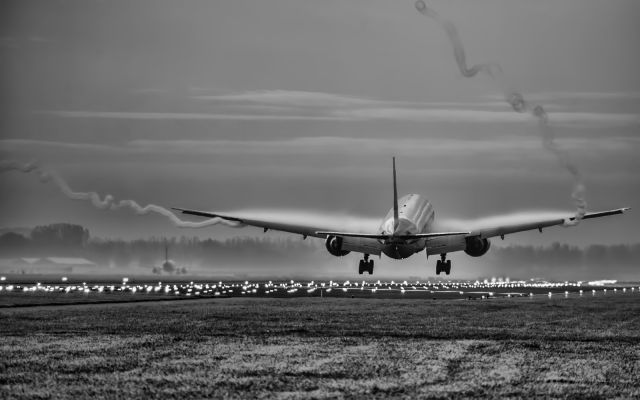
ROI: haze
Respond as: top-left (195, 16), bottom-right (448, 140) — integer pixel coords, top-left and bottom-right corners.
top-left (1, 0), bottom-right (639, 278)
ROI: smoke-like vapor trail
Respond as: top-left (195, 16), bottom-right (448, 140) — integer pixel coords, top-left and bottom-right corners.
top-left (415, 0), bottom-right (500, 78)
top-left (414, 0), bottom-right (587, 223)
top-left (0, 160), bottom-right (238, 228)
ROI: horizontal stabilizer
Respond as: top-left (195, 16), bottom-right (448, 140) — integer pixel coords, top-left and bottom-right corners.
top-left (315, 231), bottom-right (469, 240)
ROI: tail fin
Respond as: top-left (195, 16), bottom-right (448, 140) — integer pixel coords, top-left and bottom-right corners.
top-left (393, 157), bottom-right (399, 232)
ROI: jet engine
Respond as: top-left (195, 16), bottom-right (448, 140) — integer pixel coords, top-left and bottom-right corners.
top-left (464, 237), bottom-right (491, 257)
top-left (325, 235), bottom-right (350, 257)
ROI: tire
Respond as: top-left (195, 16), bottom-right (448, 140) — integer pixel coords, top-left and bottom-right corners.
top-left (358, 260), bottom-right (364, 275)
top-left (368, 260), bottom-right (374, 275)
top-left (436, 260), bottom-right (442, 275)
top-left (445, 260), bottom-right (451, 275)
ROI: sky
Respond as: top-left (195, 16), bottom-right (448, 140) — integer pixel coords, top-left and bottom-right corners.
top-left (1, 0), bottom-right (639, 276)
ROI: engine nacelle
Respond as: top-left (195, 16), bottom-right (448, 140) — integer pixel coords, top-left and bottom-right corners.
top-left (464, 237), bottom-right (491, 257)
top-left (325, 236), bottom-right (350, 257)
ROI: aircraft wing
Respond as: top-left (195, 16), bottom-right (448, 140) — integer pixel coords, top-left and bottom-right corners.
top-left (467, 207), bottom-right (630, 240)
top-left (172, 208), bottom-right (350, 239)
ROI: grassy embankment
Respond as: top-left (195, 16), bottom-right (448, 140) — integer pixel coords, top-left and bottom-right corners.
top-left (1, 295), bottom-right (639, 398)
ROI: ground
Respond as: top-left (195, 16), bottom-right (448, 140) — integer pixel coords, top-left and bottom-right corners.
top-left (1, 295), bottom-right (639, 399)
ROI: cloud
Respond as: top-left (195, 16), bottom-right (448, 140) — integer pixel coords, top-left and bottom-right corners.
top-left (36, 110), bottom-right (347, 121)
top-left (4, 135), bottom-right (634, 161)
top-left (38, 108), bottom-right (638, 127)
top-left (333, 107), bottom-right (639, 126)
top-left (192, 90), bottom-right (387, 108)
top-left (39, 84), bottom-right (639, 128)
top-left (0, 35), bottom-right (54, 49)
top-left (528, 91), bottom-right (640, 102)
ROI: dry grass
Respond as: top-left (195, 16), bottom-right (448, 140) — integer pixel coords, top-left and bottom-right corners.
top-left (1, 296), bottom-right (639, 399)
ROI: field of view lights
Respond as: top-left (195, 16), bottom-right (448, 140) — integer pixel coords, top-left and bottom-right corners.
top-left (1, 275), bottom-right (639, 306)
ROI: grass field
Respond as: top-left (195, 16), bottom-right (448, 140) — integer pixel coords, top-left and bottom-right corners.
top-left (1, 295), bottom-right (639, 399)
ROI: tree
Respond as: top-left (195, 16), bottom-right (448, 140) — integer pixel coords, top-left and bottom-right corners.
top-left (31, 223), bottom-right (89, 250)
top-left (0, 232), bottom-right (29, 256)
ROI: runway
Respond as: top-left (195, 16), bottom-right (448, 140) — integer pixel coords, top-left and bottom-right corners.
top-left (1, 276), bottom-right (638, 307)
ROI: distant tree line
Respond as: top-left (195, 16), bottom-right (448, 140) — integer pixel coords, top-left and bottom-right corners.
top-left (0, 224), bottom-right (638, 277)
top-left (0, 223), bottom-right (321, 268)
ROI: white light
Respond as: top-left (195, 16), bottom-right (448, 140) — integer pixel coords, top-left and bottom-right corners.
top-left (61, 277), bottom-right (67, 282)
top-left (122, 277), bottom-right (129, 283)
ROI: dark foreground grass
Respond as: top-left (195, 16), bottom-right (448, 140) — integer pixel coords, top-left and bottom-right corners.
top-left (1, 296), bottom-right (639, 399)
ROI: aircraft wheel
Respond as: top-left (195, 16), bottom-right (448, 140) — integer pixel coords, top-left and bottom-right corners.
top-left (358, 260), bottom-right (364, 275)
top-left (368, 260), bottom-right (374, 275)
top-left (445, 260), bottom-right (451, 275)
top-left (436, 260), bottom-right (442, 275)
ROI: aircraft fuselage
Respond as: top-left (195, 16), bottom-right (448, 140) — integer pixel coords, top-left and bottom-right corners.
top-left (377, 194), bottom-right (434, 259)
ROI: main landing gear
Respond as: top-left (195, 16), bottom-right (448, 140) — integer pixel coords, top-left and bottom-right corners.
top-left (436, 253), bottom-right (451, 275)
top-left (358, 254), bottom-right (374, 275)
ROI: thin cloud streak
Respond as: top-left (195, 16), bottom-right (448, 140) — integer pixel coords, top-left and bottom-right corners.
top-left (194, 90), bottom-right (519, 110)
top-left (36, 110), bottom-right (348, 121)
top-left (3, 136), bottom-right (634, 159)
top-left (192, 90), bottom-right (388, 107)
top-left (38, 108), bottom-right (639, 126)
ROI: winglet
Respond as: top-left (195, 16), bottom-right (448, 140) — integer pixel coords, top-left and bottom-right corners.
top-left (392, 157), bottom-right (399, 232)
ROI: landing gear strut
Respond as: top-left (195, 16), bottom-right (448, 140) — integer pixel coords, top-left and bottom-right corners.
top-left (436, 253), bottom-right (451, 275)
top-left (358, 254), bottom-right (374, 275)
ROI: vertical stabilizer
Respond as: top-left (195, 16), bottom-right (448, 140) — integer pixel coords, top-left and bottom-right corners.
top-left (393, 157), bottom-right (399, 232)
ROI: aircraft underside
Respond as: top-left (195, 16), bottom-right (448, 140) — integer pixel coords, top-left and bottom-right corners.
top-left (356, 241), bottom-right (454, 276)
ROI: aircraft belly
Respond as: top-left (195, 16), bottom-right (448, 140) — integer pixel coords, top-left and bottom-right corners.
top-left (426, 235), bottom-right (467, 256)
top-left (382, 242), bottom-right (422, 259)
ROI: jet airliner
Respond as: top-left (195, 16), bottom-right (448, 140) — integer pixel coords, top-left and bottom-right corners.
top-left (173, 158), bottom-right (629, 275)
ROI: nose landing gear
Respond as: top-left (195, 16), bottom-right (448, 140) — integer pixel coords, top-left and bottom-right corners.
top-left (436, 253), bottom-right (451, 275)
top-left (358, 254), bottom-right (374, 275)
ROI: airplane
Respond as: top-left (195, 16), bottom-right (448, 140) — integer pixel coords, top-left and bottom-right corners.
top-left (173, 158), bottom-right (629, 275)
